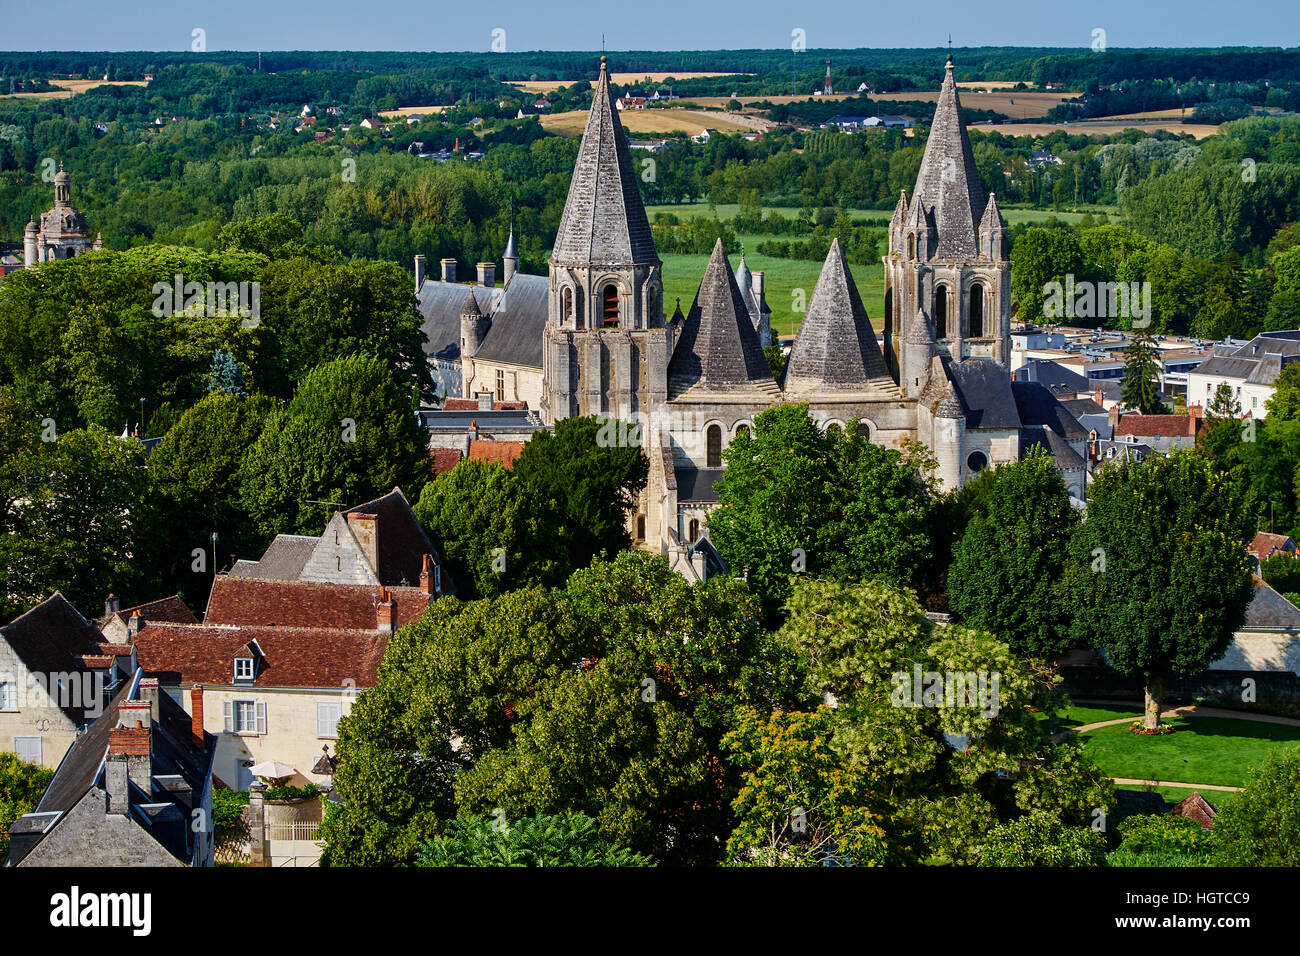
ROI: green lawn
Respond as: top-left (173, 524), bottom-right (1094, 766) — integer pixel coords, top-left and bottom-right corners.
top-left (1079, 716), bottom-right (1300, 788)
top-left (650, 202), bottom-right (1115, 339)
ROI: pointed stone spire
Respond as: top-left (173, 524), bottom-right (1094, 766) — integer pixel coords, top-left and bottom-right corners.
top-left (927, 357), bottom-right (964, 419)
top-left (551, 56), bottom-right (658, 267)
top-left (503, 226), bottom-right (518, 284)
top-left (910, 53), bottom-right (985, 260)
top-left (785, 239), bottom-right (895, 395)
top-left (668, 239), bottom-right (778, 398)
top-left (889, 189), bottom-right (908, 230)
top-left (906, 305), bottom-right (936, 344)
top-left (979, 191), bottom-right (1004, 233)
top-left (461, 288), bottom-right (481, 318)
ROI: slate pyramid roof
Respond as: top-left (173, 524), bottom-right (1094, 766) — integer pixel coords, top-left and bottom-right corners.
top-left (668, 239), bottom-right (779, 399)
top-left (910, 55), bottom-right (986, 260)
top-left (784, 239), bottom-right (899, 397)
top-left (551, 57), bottom-right (658, 267)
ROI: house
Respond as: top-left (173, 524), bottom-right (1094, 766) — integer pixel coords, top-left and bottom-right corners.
top-left (1247, 531), bottom-right (1296, 572)
top-left (1109, 407), bottom-right (1204, 452)
top-left (876, 114), bottom-right (913, 128)
top-left (628, 139), bottom-right (668, 153)
top-left (99, 594), bottom-right (196, 644)
top-left (516, 105), bottom-right (543, 118)
top-left (1186, 330), bottom-right (1300, 418)
top-left (823, 115), bottom-right (873, 131)
top-left (1208, 577), bottom-right (1300, 675)
top-left (1029, 150), bottom-right (1063, 166)
top-left (6, 671), bottom-right (216, 867)
top-left (533, 97), bottom-right (552, 109)
top-left (0, 252), bottom-right (24, 277)
top-left (1, 593), bottom-right (135, 770)
top-left (616, 95), bottom-right (647, 110)
top-left (691, 128), bottom-right (718, 143)
top-left (359, 117), bottom-right (380, 129)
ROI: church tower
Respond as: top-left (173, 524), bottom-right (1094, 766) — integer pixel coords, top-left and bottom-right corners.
top-left (542, 56), bottom-right (668, 423)
top-left (882, 54), bottom-right (1010, 390)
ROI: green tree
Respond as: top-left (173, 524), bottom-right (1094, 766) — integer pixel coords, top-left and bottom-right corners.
top-left (1211, 749), bottom-right (1300, 866)
top-left (1068, 451), bottom-right (1256, 730)
top-left (416, 812), bottom-right (653, 867)
top-left (708, 403), bottom-right (932, 616)
top-left (1120, 330), bottom-right (1168, 414)
top-left (238, 354), bottom-right (429, 536)
top-left (0, 752), bottom-right (54, 860)
top-left (206, 348), bottom-right (247, 396)
top-left (948, 452), bottom-right (1080, 657)
top-left (977, 812), bottom-right (1107, 867)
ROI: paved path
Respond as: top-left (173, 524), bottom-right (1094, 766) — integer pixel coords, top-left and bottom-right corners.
top-left (1070, 701), bottom-right (1300, 733)
top-left (1111, 778), bottom-right (1242, 793)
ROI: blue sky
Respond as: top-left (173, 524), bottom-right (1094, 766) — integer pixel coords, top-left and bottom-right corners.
top-left (3, 0), bottom-right (1296, 51)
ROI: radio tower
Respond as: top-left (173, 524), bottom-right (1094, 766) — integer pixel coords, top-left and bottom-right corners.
top-left (824, 59), bottom-right (833, 96)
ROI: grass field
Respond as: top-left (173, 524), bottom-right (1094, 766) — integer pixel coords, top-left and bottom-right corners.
top-left (0, 78), bottom-right (147, 101)
top-left (1078, 715), bottom-right (1300, 788)
top-left (541, 108), bottom-right (753, 137)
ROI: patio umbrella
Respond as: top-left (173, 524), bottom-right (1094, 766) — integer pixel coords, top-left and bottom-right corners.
top-left (249, 760), bottom-right (296, 781)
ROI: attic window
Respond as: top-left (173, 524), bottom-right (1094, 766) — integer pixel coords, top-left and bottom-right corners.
top-left (234, 657), bottom-right (254, 682)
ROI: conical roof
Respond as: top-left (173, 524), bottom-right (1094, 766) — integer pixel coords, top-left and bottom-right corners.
top-left (785, 239), bottom-right (895, 395)
top-left (668, 239), bottom-right (778, 398)
top-left (460, 289), bottom-right (481, 318)
top-left (551, 58), bottom-right (658, 267)
top-left (979, 192), bottom-right (1004, 234)
top-left (910, 55), bottom-right (986, 260)
top-left (504, 228), bottom-right (518, 259)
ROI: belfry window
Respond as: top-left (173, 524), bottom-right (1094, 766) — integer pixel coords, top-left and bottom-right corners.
top-left (969, 283), bottom-right (985, 338)
top-left (562, 287), bottom-right (574, 324)
top-left (935, 286), bottom-right (948, 339)
top-left (706, 424), bottom-right (722, 468)
top-left (601, 285), bottom-right (619, 327)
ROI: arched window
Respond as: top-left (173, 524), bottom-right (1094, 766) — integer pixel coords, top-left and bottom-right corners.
top-left (562, 287), bottom-right (574, 324)
top-left (934, 285), bottom-right (948, 339)
top-left (688, 518), bottom-right (700, 541)
top-left (907, 233), bottom-right (915, 259)
top-left (968, 282), bottom-right (984, 338)
top-left (884, 288), bottom-right (893, 342)
top-left (601, 284), bottom-right (619, 327)
top-left (855, 420), bottom-right (871, 440)
top-left (735, 424), bottom-right (750, 440)
top-left (706, 424), bottom-right (722, 468)
top-left (967, 451), bottom-right (988, 473)
top-left (636, 515), bottom-right (646, 540)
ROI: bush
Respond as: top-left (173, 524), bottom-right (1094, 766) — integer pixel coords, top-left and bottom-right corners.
top-left (977, 812), bottom-right (1107, 867)
top-left (212, 788), bottom-right (250, 834)
top-left (1113, 813), bottom-right (1212, 857)
top-left (264, 783), bottom-right (320, 801)
top-left (416, 812), bottom-right (654, 867)
top-left (1212, 749), bottom-right (1300, 865)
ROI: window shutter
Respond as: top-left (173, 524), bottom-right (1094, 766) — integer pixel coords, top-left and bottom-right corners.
top-left (316, 703), bottom-right (327, 737)
top-left (222, 700), bottom-right (233, 732)
top-left (255, 700), bottom-right (267, 735)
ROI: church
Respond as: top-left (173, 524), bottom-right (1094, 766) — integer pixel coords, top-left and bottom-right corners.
top-left (417, 54), bottom-right (1086, 578)
top-left (23, 164), bottom-right (103, 267)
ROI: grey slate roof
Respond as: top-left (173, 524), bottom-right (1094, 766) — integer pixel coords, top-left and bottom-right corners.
top-left (417, 408), bottom-right (544, 431)
top-left (229, 534), bottom-right (316, 581)
top-left (785, 239), bottom-right (896, 395)
top-left (1011, 381), bottom-right (1089, 441)
top-left (1243, 582), bottom-right (1300, 630)
top-left (551, 59), bottom-right (658, 267)
top-left (675, 466), bottom-right (725, 503)
top-left (909, 56), bottom-right (986, 260)
top-left (946, 357), bottom-right (1021, 429)
top-left (1013, 357), bottom-right (1089, 395)
top-left (0, 593), bottom-right (112, 726)
top-left (668, 240), bottom-right (779, 399)
top-left (1020, 425), bottom-right (1085, 469)
top-left (417, 273), bottom-right (548, 370)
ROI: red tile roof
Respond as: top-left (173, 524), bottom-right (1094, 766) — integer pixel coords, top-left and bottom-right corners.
top-left (1248, 531), bottom-right (1295, 560)
top-left (430, 448), bottom-right (464, 475)
top-left (103, 594), bottom-right (197, 627)
top-left (344, 487), bottom-right (446, 588)
top-left (204, 576), bottom-right (431, 630)
top-left (468, 440), bottom-right (525, 469)
top-left (1170, 792), bottom-right (1218, 828)
top-left (0, 593), bottom-right (111, 723)
top-left (1114, 413), bottom-right (1202, 438)
top-left (133, 622), bottom-right (387, 688)
top-left (442, 399), bottom-right (527, 412)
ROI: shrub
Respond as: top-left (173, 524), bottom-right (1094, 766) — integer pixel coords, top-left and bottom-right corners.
top-left (977, 812), bottom-right (1107, 867)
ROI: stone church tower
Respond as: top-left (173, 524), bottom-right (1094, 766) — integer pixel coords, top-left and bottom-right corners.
top-left (23, 164), bottom-right (102, 268)
top-left (541, 56), bottom-right (669, 422)
top-left (883, 54), bottom-right (1010, 396)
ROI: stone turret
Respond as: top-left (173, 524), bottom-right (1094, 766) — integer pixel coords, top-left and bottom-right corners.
top-left (926, 356), bottom-right (965, 490)
top-left (459, 289), bottom-right (488, 357)
top-left (902, 307), bottom-right (937, 399)
top-left (23, 219), bottom-right (37, 270)
top-left (503, 228), bottom-right (518, 286)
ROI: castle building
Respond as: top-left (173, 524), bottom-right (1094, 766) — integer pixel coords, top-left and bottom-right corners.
top-left (418, 54), bottom-right (1085, 574)
top-left (23, 164), bottom-right (103, 268)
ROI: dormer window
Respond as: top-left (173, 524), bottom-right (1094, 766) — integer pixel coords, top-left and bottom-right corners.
top-left (234, 657), bottom-right (254, 682)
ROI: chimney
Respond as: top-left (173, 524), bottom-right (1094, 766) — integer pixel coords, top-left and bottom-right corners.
top-left (377, 586), bottom-right (395, 635)
top-left (477, 262), bottom-right (496, 287)
top-left (1108, 405), bottom-right (1121, 430)
top-left (1093, 388), bottom-right (1104, 406)
top-left (139, 677), bottom-right (160, 723)
top-left (476, 391), bottom-right (493, 411)
top-left (414, 254), bottom-right (426, 294)
top-left (109, 703), bottom-right (152, 799)
top-left (190, 685), bottom-right (205, 748)
top-left (127, 610), bottom-right (144, 639)
top-left (440, 258), bottom-right (457, 283)
top-left (105, 753), bottom-right (131, 814)
top-left (104, 593), bottom-right (120, 617)
top-left (468, 420), bottom-right (479, 442)
top-left (419, 554), bottom-right (434, 595)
